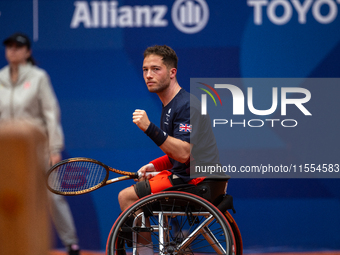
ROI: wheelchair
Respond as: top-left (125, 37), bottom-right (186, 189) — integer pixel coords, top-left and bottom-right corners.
top-left (106, 175), bottom-right (243, 255)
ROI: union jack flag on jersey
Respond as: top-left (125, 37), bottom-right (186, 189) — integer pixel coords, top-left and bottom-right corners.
top-left (179, 123), bottom-right (192, 132)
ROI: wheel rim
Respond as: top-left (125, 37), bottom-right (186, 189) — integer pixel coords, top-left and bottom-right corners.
top-left (107, 192), bottom-right (235, 255)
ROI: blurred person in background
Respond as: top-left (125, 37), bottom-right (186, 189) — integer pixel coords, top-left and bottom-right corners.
top-left (0, 32), bottom-right (80, 255)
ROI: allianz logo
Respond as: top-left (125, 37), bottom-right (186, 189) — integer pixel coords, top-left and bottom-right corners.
top-left (70, 0), bottom-right (209, 34)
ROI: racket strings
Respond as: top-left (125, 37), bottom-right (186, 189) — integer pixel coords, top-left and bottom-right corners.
top-left (48, 161), bottom-right (107, 193)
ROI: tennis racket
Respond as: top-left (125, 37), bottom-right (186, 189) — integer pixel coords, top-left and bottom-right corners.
top-left (47, 157), bottom-right (158, 196)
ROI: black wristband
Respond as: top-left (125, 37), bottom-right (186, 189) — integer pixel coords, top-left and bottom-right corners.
top-left (144, 122), bottom-right (168, 146)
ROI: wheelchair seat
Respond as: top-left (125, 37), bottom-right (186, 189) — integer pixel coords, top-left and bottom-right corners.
top-left (162, 174), bottom-right (235, 213)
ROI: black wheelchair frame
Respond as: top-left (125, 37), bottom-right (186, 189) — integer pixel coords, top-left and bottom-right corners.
top-left (106, 177), bottom-right (243, 255)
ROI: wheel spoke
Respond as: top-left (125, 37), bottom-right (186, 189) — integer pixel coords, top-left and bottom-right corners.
top-left (107, 192), bottom-right (235, 255)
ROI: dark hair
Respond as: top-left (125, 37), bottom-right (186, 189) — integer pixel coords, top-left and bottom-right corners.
top-left (3, 32), bottom-right (37, 65)
top-left (26, 55), bottom-right (36, 66)
top-left (143, 45), bottom-right (178, 69)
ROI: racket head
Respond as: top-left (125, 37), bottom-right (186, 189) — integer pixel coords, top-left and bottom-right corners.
top-left (47, 157), bottom-right (109, 195)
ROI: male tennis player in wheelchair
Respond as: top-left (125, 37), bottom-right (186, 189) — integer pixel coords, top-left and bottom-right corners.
top-left (118, 45), bottom-right (233, 255)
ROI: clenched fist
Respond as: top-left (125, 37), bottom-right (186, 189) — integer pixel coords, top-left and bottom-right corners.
top-left (132, 109), bottom-right (151, 132)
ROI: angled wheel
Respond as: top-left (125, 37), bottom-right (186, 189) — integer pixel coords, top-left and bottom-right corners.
top-left (107, 191), bottom-right (237, 255)
top-left (224, 211), bottom-right (243, 255)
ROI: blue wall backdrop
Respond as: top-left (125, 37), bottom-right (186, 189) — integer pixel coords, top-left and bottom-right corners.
top-left (1, 0), bottom-right (340, 252)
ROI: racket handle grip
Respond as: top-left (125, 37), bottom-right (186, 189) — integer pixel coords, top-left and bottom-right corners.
top-left (138, 171), bottom-right (159, 178)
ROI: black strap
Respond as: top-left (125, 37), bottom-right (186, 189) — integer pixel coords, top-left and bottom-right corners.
top-left (133, 180), bottom-right (151, 199)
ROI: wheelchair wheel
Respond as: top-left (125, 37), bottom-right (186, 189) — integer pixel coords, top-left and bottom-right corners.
top-left (224, 211), bottom-right (243, 255)
top-left (107, 191), bottom-right (237, 255)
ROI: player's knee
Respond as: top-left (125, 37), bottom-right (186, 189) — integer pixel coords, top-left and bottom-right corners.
top-left (118, 188), bottom-right (127, 205)
top-left (118, 187), bottom-right (137, 210)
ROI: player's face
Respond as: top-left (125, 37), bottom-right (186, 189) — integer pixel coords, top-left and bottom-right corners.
top-left (143, 54), bottom-right (171, 93)
top-left (5, 43), bottom-right (31, 65)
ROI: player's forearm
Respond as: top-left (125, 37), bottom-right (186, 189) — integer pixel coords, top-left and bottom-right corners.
top-left (159, 136), bottom-right (190, 163)
top-left (142, 120), bottom-right (190, 163)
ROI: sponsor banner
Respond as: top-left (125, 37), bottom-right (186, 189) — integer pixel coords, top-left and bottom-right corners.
top-left (0, 0), bottom-right (214, 49)
top-left (248, 0), bottom-right (340, 25)
top-left (190, 78), bottom-right (340, 178)
top-left (1, 1), bottom-right (340, 50)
